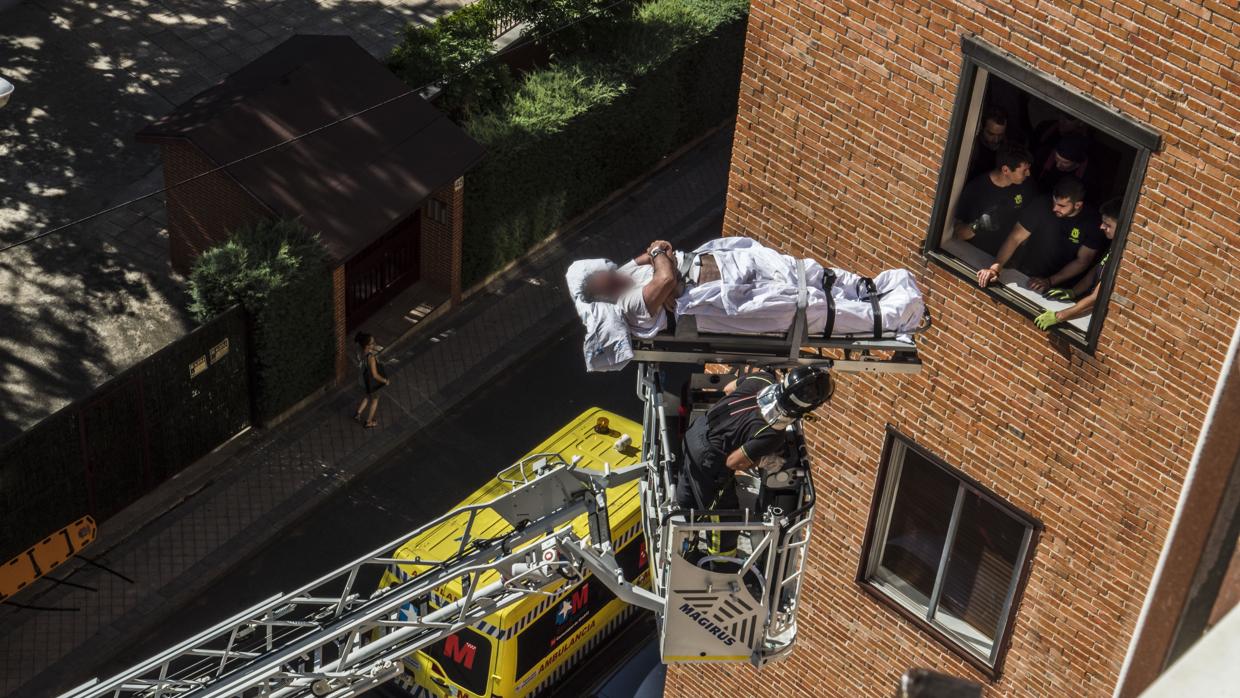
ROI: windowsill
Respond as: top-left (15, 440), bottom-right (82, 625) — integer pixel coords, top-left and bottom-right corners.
top-left (932, 240), bottom-right (1091, 342)
top-left (869, 571), bottom-right (996, 666)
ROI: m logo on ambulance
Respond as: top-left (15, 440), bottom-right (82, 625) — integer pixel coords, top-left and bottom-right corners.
top-left (555, 586), bottom-right (589, 625)
top-left (443, 634), bottom-right (477, 670)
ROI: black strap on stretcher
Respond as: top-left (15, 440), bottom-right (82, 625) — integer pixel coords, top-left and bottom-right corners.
top-left (788, 259), bottom-right (808, 361)
top-left (860, 277), bottom-right (883, 339)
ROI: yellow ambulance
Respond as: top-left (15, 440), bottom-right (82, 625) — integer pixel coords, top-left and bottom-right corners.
top-left (377, 407), bottom-right (651, 698)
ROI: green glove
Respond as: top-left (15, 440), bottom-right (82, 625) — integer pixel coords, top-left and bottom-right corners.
top-left (1034, 310), bottom-right (1060, 330)
top-left (1045, 288), bottom-right (1075, 301)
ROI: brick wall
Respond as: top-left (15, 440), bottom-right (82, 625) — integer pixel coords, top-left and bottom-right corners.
top-left (421, 178), bottom-right (465, 304)
top-left (331, 265), bottom-right (348, 382)
top-left (159, 142), bottom-right (270, 274)
top-left (666, 2), bottom-right (1238, 697)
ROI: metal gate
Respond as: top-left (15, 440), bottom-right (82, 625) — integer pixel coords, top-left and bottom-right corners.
top-left (345, 212), bottom-right (422, 329)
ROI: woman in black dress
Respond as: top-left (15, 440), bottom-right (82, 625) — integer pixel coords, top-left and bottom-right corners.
top-left (352, 332), bottom-right (389, 428)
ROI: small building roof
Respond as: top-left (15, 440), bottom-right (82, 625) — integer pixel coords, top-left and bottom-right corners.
top-left (138, 35), bottom-right (484, 264)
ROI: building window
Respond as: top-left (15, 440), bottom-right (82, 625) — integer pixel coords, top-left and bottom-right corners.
top-left (923, 37), bottom-right (1161, 352)
top-left (426, 197), bottom-right (450, 225)
top-left (859, 429), bottom-right (1040, 677)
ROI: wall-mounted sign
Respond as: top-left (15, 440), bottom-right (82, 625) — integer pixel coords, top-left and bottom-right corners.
top-left (209, 338), bottom-right (230, 364)
top-left (189, 355), bottom-right (207, 379)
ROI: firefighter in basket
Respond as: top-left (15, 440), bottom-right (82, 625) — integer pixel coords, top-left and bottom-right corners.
top-left (676, 366), bottom-right (833, 556)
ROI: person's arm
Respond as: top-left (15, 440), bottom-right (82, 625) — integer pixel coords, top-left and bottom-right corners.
top-left (953, 219), bottom-right (976, 242)
top-left (367, 354), bottom-right (389, 384)
top-left (641, 247), bottom-right (679, 315)
top-left (632, 240), bottom-right (673, 267)
top-left (725, 427), bottom-right (784, 472)
top-left (977, 223), bottom-right (1031, 287)
top-left (1029, 245), bottom-right (1097, 293)
top-left (725, 447), bottom-right (754, 472)
top-left (1035, 282), bottom-right (1100, 330)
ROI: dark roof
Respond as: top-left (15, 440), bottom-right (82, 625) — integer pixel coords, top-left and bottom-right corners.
top-left (138, 35), bottom-right (484, 263)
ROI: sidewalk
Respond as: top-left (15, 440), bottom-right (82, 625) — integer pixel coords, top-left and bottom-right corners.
top-left (0, 127), bottom-right (732, 698)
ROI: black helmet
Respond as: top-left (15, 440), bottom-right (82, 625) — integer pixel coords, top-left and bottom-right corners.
top-left (756, 367), bottom-right (834, 428)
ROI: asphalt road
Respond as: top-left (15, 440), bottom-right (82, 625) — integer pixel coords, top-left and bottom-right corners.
top-left (93, 327), bottom-right (683, 686)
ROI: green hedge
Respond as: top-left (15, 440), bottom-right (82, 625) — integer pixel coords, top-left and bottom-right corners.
top-left (460, 0), bottom-right (749, 285)
top-left (188, 220), bottom-right (335, 423)
top-left (388, 2), bottom-right (514, 119)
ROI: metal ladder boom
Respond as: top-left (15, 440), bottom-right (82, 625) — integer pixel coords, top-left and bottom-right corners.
top-left (61, 457), bottom-right (658, 698)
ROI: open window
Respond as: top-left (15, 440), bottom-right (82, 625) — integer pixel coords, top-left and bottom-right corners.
top-left (924, 36), bottom-right (1161, 352)
top-left (858, 429), bottom-right (1041, 678)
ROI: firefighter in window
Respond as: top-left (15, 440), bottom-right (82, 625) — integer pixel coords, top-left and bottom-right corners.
top-left (676, 367), bottom-right (833, 557)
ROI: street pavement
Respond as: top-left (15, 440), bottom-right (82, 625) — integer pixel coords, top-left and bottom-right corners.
top-left (0, 126), bottom-right (731, 697)
top-left (0, 0), bottom-right (467, 440)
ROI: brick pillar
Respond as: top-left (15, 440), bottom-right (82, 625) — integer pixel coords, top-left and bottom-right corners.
top-left (421, 177), bottom-right (465, 305)
top-left (331, 265), bottom-right (349, 383)
top-left (448, 176), bottom-right (464, 304)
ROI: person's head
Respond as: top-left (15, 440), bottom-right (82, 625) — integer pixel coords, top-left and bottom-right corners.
top-left (1052, 133), bottom-right (1089, 171)
top-left (1051, 177), bottom-right (1086, 218)
top-left (354, 332), bottom-right (375, 351)
top-left (756, 367), bottom-right (835, 429)
top-left (993, 144), bottom-right (1032, 184)
top-left (582, 268), bottom-right (635, 303)
top-left (1099, 198), bottom-right (1121, 239)
top-left (1056, 115), bottom-right (1086, 135)
top-left (980, 110), bottom-right (1008, 150)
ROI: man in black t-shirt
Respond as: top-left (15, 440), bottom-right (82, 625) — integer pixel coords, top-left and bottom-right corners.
top-left (1034, 198), bottom-right (1122, 330)
top-left (676, 367), bottom-right (832, 555)
top-left (953, 145), bottom-right (1035, 256)
top-left (965, 109), bottom-right (1010, 181)
top-left (977, 177), bottom-right (1105, 292)
top-left (677, 371), bottom-right (786, 516)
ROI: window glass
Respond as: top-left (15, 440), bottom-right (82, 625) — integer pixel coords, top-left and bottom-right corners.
top-left (937, 490), bottom-right (1027, 654)
top-left (878, 449), bottom-right (958, 602)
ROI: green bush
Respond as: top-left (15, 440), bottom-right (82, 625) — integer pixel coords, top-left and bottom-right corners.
top-left (388, 2), bottom-right (515, 119)
top-left (189, 219), bottom-right (335, 423)
top-left (460, 0), bottom-right (749, 284)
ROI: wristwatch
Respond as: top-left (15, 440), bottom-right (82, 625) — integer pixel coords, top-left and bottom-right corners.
top-left (649, 247), bottom-right (665, 259)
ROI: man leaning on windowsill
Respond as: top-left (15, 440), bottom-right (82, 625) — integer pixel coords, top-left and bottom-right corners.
top-left (1032, 198), bottom-right (1122, 331)
top-left (975, 176), bottom-right (1105, 295)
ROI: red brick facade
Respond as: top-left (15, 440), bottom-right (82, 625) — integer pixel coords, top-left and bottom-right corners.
top-left (159, 142), bottom-right (271, 275)
top-left (665, 2), bottom-right (1238, 697)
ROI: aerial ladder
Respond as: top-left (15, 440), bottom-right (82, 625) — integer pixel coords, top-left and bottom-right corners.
top-left (62, 321), bottom-right (922, 698)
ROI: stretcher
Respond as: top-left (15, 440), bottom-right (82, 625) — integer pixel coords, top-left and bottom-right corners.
top-left (632, 259), bottom-right (928, 374)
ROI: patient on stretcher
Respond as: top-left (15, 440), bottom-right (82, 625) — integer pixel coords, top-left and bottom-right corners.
top-left (566, 237), bottom-right (927, 371)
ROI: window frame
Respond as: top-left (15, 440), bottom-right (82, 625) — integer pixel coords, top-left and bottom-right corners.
top-left (922, 35), bottom-right (1161, 354)
top-left (856, 426), bottom-right (1043, 680)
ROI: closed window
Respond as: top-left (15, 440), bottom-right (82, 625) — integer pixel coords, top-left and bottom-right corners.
top-left (859, 429), bottom-right (1039, 676)
top-left (426, 197), bottom-right (450, 225)
top-left (923, 37), bottom-right (1160, 352)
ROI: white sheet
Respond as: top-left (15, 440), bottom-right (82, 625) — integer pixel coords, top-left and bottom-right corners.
top-left (673, 238), bottom-right (925, 339)
top-left (568, 237), bottom-right (928, 372)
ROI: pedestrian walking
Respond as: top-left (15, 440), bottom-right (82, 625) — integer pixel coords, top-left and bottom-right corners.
top-left (353, 332), bottom-right (389, 428)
